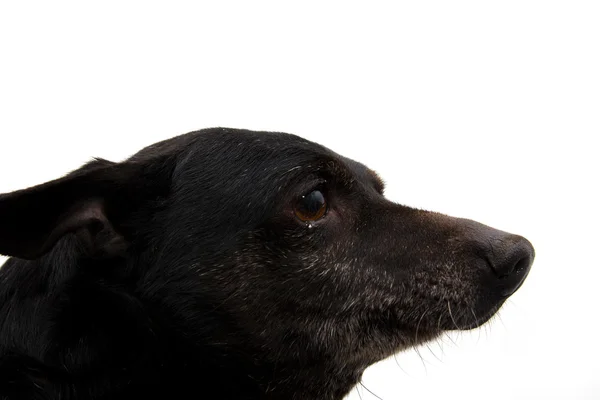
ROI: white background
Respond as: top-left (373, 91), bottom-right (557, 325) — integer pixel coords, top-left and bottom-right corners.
top-left (0, 2), bottom-right (598, 399)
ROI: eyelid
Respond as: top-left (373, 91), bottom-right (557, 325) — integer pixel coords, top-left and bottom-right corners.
top-left (295, 178), bottom-right (328, 198)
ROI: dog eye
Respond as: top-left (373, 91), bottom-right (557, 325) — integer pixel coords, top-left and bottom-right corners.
top-left (294, 190), bottom-right (327, 222)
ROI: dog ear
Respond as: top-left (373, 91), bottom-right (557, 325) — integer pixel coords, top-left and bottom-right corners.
top-left (0, 157), bottom-right (173, 260)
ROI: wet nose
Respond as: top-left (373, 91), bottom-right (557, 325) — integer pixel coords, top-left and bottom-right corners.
top-left (460, 219), bottom-right (535, 297)
top-left (487, 234), bottom-right (534, 296)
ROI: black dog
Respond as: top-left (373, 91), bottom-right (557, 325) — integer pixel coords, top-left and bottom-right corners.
top-left (0, 128), bottom-right (534, 399)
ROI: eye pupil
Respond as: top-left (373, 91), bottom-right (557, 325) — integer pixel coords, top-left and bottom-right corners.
top-left (303, 191), bottom-right (324, 212)
top-left (295, 190), bottom-right (327, 221)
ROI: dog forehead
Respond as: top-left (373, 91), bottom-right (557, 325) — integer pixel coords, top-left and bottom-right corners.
top-left (131, 128), bottom-right (330, 162)
top-left (128, 128), bottom-right (380, 192)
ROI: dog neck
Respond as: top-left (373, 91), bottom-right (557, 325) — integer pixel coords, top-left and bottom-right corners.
top-left (0, 238), bottom-right (365, 400)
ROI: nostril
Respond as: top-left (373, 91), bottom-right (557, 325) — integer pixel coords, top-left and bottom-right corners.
top-left (490, 235), bottom-right (534, 276)
top-left (499, 255), bottom-right (530, 279)
top-left (514, 256), bottom-right (530, 274)
top-left (494, 237), bottom-right (534, 297)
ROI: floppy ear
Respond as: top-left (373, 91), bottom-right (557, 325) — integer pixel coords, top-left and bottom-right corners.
top-left (0, 157), bottom-right (173, 260)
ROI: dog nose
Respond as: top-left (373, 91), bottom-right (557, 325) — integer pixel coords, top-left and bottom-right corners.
top-left (458, 219), bottom-right (535, 297)
top-left (487, 235), bottom-right (535, 296)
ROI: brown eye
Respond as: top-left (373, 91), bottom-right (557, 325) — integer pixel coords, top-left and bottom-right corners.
top-left (294, 190), bottom-right (327, 222)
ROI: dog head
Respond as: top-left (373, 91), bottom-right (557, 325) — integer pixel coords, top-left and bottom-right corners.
top-left (0, 128), bottom-right (534, 393)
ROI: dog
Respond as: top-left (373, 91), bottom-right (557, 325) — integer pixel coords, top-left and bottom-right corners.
top-left (0, 128), bottom-right (534, 399)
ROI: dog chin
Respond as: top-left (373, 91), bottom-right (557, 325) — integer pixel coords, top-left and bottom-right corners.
top-left (452, 302), bottom-right (505, 331)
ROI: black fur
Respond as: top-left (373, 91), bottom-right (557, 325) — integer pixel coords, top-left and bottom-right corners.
top-left (0, 128), bottom-right (534, 399)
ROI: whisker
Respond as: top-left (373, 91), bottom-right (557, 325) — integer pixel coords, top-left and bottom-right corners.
top-left (413, 345), bottom-right (428, 374)
top-left (424, 341), bottom-right (443, 363)
top-left (393, 354), bottom-right (409, 376)
top-left (435, 336), bottom-right (446, 358)
top-left (434, 312), bottom-right (447, 357)
top-left (444, 332), bottom-right (458, 347)
top-left (496, 310), bottom-right (508, 332)
top-left (412, 310), bottom-right (430, 374)
top-left (436, 313), bottom-right (443, 332)
top-left (447, 301), bottom-right (461, 330)
top-left (415, 311), bottom-right (427, 345)
top-left (470, 308), bottom-right (481, 344)
top-left (359, 382), bottom-right (384, 400)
